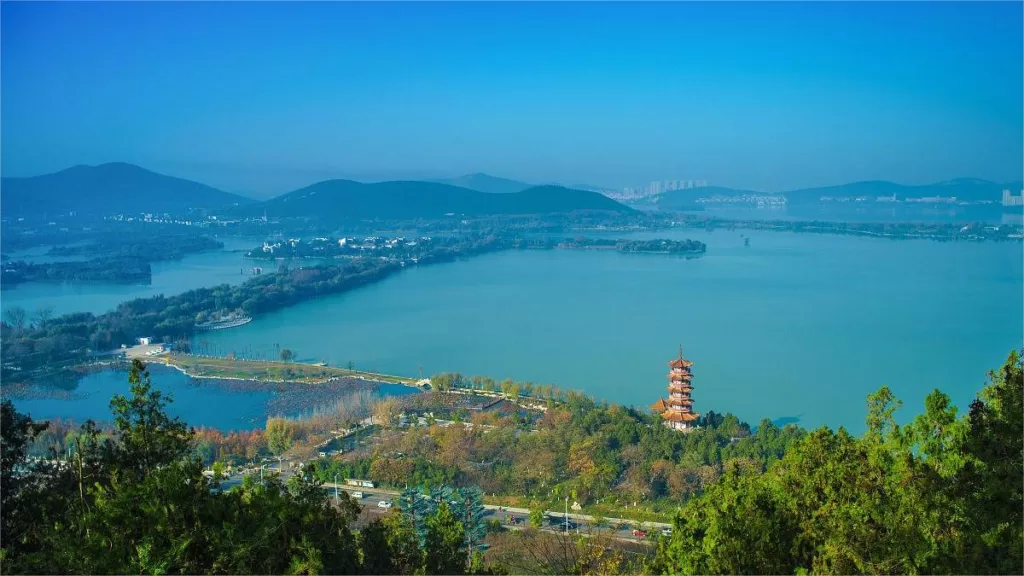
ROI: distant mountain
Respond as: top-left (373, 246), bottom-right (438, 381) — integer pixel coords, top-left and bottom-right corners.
top-left (784, 178), bottom-right (1023, 205)
top-left (0, 163), bottom-right (252, 217)
top-left (430, 173), bottom-right (533, 194)
top-left (252, 180), bottom-right (631, 220)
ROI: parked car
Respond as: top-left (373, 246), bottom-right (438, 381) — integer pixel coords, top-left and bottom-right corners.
top-left (632, 529), bottom-right (647, 538)
top-left (377, 500), bottom-right (393, 509)
top-left (352, 491), bottom-right (364, 499)
top-left (661, 527), bottom-right (672, 537)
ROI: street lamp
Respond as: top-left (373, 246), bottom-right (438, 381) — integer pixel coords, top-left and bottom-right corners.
top-left (565, 496), bottom-right (569, 534)
top-left (260, 464), bottom-right (266, 482)
top-left (335, 474), bottom-right (339, 504)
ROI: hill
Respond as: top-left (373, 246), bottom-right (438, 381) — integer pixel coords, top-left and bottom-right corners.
top-left (0, 163), bottom-right (252, 217)
top-left (430, 173), bottom-right (533, 194)
top-left (254, 180), bottom-right (632, 220)
top-left (784, 178), bottom-right (1022, 205)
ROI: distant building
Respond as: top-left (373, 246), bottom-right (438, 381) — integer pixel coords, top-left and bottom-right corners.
top-left (138, 337), bottom-right (152, 346)
top-left (1002, 189), bottom-right (1024, 207)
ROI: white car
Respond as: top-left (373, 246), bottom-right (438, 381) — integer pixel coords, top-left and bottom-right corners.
top-left (661, 527), bottom-right (673, 537)
top-left (377, 500), bottom-right (393, 509)
top-left (352, 491), bottom-right (364, 499)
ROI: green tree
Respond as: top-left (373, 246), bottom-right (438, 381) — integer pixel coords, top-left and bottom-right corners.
top-left (280, 348), bottom-right (295, 362)
top-left (529, 507), bottom-right (545, 529)
top-left (109, 359), bottom-right (193, 481)
top-left (0, 399), bottom-right (48, 564)
top-left (424, 502), bottom-right (468, 575)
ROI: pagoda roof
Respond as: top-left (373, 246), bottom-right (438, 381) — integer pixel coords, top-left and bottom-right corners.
top-left (649, 398), bottom-right (668, 413)
top-left (662, 411), bottom-right (700, 422)
top-left (669, 358), bottom-right (694, 369)
top-left (669, 372), bottom-right (693, 380)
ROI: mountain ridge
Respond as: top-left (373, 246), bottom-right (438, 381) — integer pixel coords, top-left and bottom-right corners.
top-left (249, 179), bottom-right (632, 220)
top-left (1, 163), bottom-right (253, 217)
top-left (428, 173), bottom-right (534, 194)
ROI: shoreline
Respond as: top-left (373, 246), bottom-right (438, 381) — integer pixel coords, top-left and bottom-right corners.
top-left (154, 353), bottom-right (423, 389)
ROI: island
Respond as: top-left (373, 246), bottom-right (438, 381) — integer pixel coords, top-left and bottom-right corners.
top-left (1, 257), bottom-right (152, 286)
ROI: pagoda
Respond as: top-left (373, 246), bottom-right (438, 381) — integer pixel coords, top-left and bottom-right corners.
top-left (650, 346), bottom-right (700, 432)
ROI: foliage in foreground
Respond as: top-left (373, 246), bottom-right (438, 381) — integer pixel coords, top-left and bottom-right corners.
top-left (651, 350), bottom-right (1023, 575)
top-left (2, 352), bottom-right (1021, 575)
top-left (0, 360), bottom-right (480, 575)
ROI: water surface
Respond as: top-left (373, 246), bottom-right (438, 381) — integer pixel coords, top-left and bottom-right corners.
top-left (195, 229), bottom-right (1022, 433)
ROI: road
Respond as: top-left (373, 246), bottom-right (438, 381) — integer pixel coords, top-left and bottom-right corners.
top-left (320, 483), bottom-right (669, 543)
top-left (216, 466), bottom-right (670, 543)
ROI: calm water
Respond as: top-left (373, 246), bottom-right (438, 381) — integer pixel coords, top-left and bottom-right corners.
top-left (1, 246), bottom-right (255, 317)
top-left (193, 230), bottom-right (1023, 433)
top-left (10, 365), bottom-right (419, 431)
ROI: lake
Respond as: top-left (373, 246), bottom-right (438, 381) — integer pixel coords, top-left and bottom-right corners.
top-left (1, 248), bottom-right (255, 317)
top-left (194, 229), bottom-right (1023, 434)
top-left (9, 365), bottom-right (420, 431)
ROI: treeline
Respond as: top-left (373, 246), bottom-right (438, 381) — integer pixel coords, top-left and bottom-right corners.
top-left (557, 237), bottom-right (707, 254)
top-left (323, 373), bottom-right (806, 516)
top-left (1, 257), bottom-right (151, 286)
top-left (692, 217), bottom-right (1024, 241)
top-left (0, 360), bottom-right (495, 575)
top-left (651, 350), bottom-right (1023, 574)
top-left (3, 354), bottom-right (1019, 574)
top-left (46, 234), bottom-right (224, 261)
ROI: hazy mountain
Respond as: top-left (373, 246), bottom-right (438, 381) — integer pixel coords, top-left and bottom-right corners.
top-left (783, 178), bottom-right (1022, 204)
top-left (0, 163), bottom-right (252, 217)
top-left (253, 180), bottom-right (631, 220)
top-left (430, 173), bottom-right (533, 194)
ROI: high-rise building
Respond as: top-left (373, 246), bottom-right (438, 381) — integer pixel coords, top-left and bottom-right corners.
top-left (1002, 189), bottom-right (1024, 207)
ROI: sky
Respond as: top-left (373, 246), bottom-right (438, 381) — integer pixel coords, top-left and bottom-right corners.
top-left (2, 1), bottom-right (1022, 197)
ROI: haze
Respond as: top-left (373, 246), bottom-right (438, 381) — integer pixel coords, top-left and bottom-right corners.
top-left (2, 0), bottom-right (1021, 197)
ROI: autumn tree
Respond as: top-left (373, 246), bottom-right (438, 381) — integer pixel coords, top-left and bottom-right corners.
top-left (265, 417), bottom-right (296, 456)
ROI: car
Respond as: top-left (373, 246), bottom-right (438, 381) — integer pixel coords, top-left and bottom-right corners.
top-left (632, 529), bottom-right (647, 538)
top-left (377, 500), bottom-right (393, 509)
top-left (352, 491), bottom-right (364, 499)
top-left (661, 527), bottom-right (672, 537)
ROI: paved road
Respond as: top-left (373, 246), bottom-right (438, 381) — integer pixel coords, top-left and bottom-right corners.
top-left (321, 483), bottom-right (668, 543)
top-left (217, 468), bottom-right (669, 543)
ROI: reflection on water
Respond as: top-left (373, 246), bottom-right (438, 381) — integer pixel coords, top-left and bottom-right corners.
top-left (8, 365), bottom-right (420, 432)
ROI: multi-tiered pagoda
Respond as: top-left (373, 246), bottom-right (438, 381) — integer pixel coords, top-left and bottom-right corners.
top-left (650, 346), bottom-right (700, 431)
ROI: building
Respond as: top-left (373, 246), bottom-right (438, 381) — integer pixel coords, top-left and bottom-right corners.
top-left (1002, 189), bottom-right (1024, 208)
top-left (650, 346), bottom-right (700, 432)
top-left (138, 337), bottom-right (152, 346)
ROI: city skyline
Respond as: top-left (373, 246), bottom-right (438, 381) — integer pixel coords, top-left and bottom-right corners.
top-left (2, 1), bottom-right (1021, 196)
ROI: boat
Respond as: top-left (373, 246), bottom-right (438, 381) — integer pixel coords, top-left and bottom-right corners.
top-left (194, 316), bottom-right (253, 331)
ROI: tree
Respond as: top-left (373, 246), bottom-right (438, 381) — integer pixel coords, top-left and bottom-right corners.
top-left (3, 306), bottom-right (27, 333)
top-left (33, 304), bottom-right (55, 327)
top-left (0, 400), bottom-right (48, 562)
top-left (373, 398), bottom-right (400, 428)
top-left (108, 359), bottom-right (193, 481)
top-left (529, 507), bottom-right (545, 529)
top-left (424, 502), bottom-right (467, 575)
top-left (280, 348), bottom-right (295, 362)
top-left (265, 417), bottom-right (296, 456)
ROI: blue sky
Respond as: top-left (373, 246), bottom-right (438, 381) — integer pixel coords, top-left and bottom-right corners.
top-left (2, 1), bottom-right (1021, 196)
